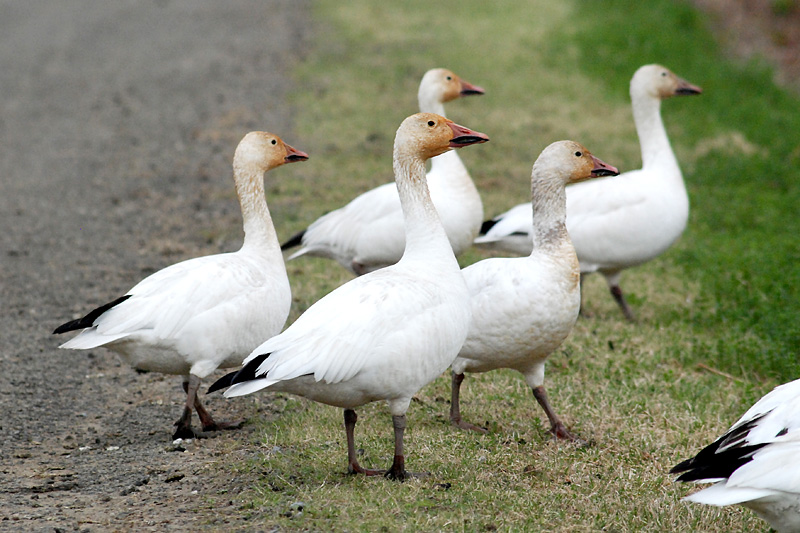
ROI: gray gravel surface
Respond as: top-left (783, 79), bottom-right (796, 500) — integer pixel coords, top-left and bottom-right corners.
top-left (0, 1), bottom-right (309, 530)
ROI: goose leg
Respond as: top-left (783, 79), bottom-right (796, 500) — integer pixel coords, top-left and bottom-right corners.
top-left (352, 261), bottom-right (367, 277)
top-left (385, 414), bottom-right (428, 481)
top-left (578, 273), bottom-right (592, 318)
top-left (173, 376), bottom-right (199, 439)
top-left (344, 409), bottom-right (384, 476)
top-left (531, 385), bottom-right (581, 443)
top-left (449, 372), bottom-right (488, 433)
top-left (175, 375), bottom-right (242, 439)
top-left (192, 391), bottom-right (243, 433)
top-left (603, 272), bottom-right (635, 321)
top-left (609, 284), bottom-right (635, 321)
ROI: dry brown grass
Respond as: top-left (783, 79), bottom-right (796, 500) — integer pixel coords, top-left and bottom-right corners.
top-left (205, 0), bottom-right (798, 530)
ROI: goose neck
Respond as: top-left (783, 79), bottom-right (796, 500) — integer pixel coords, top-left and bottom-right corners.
top-left (529, 175), bottom-right (570, 252)
top-left (632, 93), bottom-right (679, 172)
top-left (429, 149), bottom-right (468, 182)
top-left (418, 93), bottom-right (446, 117)
top-left (393, 153), bottom-right (453, 263)
top-left (232, 162), bottom-right (280, 253)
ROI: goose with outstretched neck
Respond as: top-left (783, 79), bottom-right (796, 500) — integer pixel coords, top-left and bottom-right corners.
top-left (210, 113), bottom-right (489, 481)
top-left (450, 140), bottom-right (618, 441)
top-left (476, 64), bottom-right (701, 321)
top-left (54, 131), bottom-right (308, 439)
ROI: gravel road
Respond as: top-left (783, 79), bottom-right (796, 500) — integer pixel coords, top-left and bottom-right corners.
top-left (3, 1), bottom-right (798, 532)
top-left (0, 1), bottom-right (309, 530)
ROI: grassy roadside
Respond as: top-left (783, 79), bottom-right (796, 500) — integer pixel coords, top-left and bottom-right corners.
top-left (223, 0), bottom-right (799, 530)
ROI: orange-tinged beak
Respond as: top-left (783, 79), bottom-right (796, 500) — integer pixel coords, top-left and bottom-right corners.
top-left (674, 77), bottom-right (702, 96)
top-left (590, 154), bottom-right (619, 177)
top-left (284, 143), bottom-right (310, 163)
top-left (447, 121), bottom-right (490, 148)
top-left (459, 79), bottom-right (485, 97)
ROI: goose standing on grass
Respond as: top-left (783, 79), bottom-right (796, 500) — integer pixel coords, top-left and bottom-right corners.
top-left (281, 68), bottom-right (485, 275)
top-left (449, 141), bottom-right (619, 440)
top-left (209, 113), bottom-right (489, 480)
top-left (671, 379), bottom-right (800, 532)
top-left (53, 131), bottom-right (308, 440)
top-left (475, 64), bottom-right (702, 320)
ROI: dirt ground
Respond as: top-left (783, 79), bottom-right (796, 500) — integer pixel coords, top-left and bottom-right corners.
top-left (2, 1), bottom-right (799, 532)
top-left (0, 1), bottom-right (309, 531)
top-left (692, 0), bottom-right (800, 90)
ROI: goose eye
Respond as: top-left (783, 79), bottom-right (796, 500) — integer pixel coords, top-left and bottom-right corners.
top-left (427, 120), bottom-right (435, 127)
top-left (661, 72), bottom-right (667, 77)
top-left (574, 151), bottom-right (582, 157)
top-left (271, 139), bottom-right (277, 145)
top-left (446, 76), bottom-right (452, 81)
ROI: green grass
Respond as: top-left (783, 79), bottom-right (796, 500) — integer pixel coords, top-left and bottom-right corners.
top-left (219, 0), bottom-right (800, 530)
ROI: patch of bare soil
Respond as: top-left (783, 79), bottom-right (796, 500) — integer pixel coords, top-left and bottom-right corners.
top-left (691, 0), bottom-right (800, 90)
top-left (0, 1), bottom-right (309, 531)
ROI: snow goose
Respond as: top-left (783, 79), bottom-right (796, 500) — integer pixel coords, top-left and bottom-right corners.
top-left (449, 141), bottom-right (619, 439)
top-left (475, 64), bottom-right (702, 320)
top-left (281, 68), bottom-right (485, 275)
top-left (209, 113), bottom-right (489, 480)
top-left (53, 131), bottom-right (308, 439)
top-left (671, 379), bottom-right (800, 532)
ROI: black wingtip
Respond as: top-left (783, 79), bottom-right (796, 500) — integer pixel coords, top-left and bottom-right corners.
top-left (208, 352), bottom-right (272, 394)
top-left (280, 230), bottom-right (306, 251)
top-left (53, 321), bottom-right (77, 335)
top-left (670, 441), bottom-right (768, 482)
top-left (53, 294), bottom-right (132, 335)
top-left (669, 457), bottom-right (694, 475)
top-left (479, 218), bottom-right (498, 236)
top-left (208, 370), bottom-right (239, 394)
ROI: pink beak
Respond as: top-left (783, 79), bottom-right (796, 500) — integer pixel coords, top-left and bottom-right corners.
top-left (447, 122), bottom-right (490, 148)
top-left (674, 77), bottom-right (702, 96)
top-left (284, 143), bottom-right (310, 163)
top-left (459, 79), bottom-right (485, 97)
top-left (590, 154), bottom-right (619, 177)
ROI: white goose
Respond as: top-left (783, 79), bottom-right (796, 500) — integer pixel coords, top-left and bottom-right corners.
top-left (281, 68), bottom-right (485, 275)
top-left (450, 141), bottom-right (619, 439)
top-left (210, 113), bottom-right (489, 480)
top-left (53, 131), bottom-right (308, 439)
top-left (475, 64), bottom-right (702, 320)
top-left (671, 379), bottom-right (800, 532)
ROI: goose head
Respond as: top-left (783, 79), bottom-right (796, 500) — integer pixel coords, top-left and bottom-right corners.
top-left (534, 140), bottom-right (619, 186)
top-left (418, 68), bottom-right (485, 108)
top-left (631, 64), bottom-right (702, 101)
top-left (395, 113), bottom-right (489, 162)
top-left (234, 131), bottom-right (309, 172)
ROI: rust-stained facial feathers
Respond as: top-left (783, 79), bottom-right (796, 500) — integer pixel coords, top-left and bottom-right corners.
top-left (635, 64), bottom-right (702, 99)
top-left (235, 131), bottom-right (309, 171)
top-left (429, 68), bottom-right (485, 103)
top-left (395, 113), bottom-right (489, 161)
